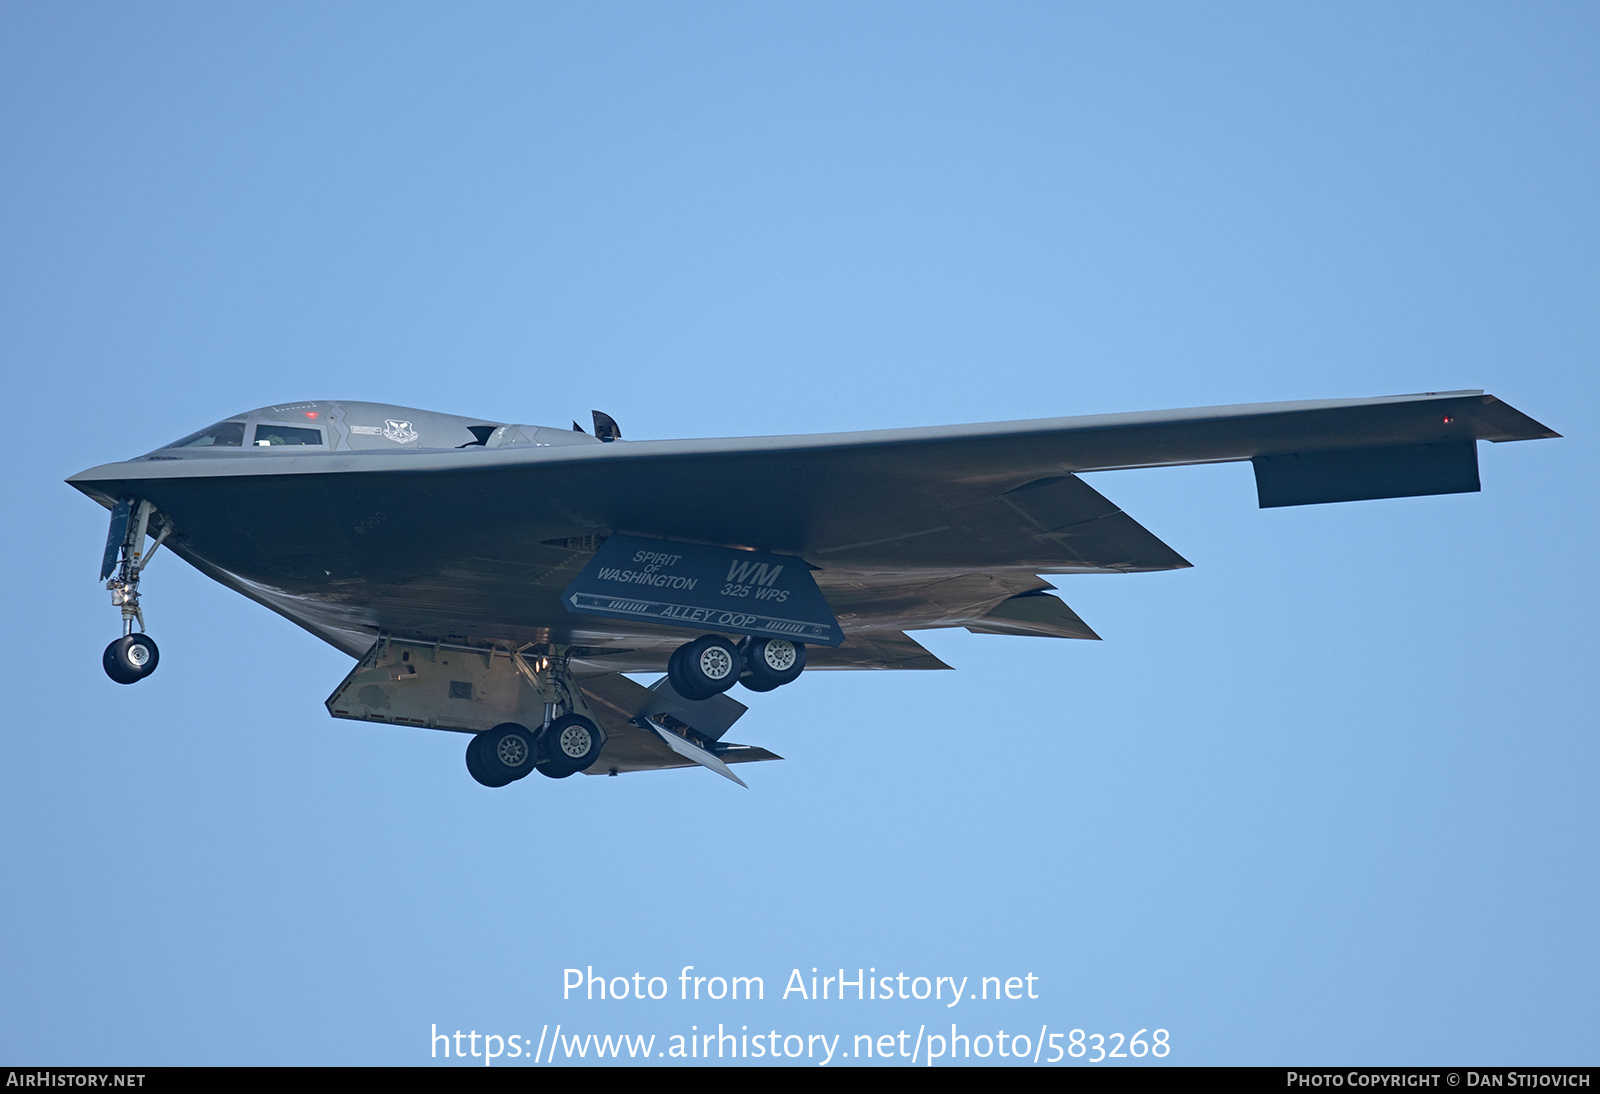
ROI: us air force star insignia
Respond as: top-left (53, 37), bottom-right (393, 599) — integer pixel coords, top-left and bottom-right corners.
top-left (382, 419), bottom-right (418, 444)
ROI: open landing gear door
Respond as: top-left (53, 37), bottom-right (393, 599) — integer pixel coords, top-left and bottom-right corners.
top-left (101, 499), bottom-right (131, 582)
top-left (563, 534), bottom-right (844, 646)
top-left (579, 672), bottom-right (781, 785)
top-left (643, 723), bottom-right (749, 787)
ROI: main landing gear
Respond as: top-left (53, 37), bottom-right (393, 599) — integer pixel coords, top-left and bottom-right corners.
top-left (464, 714), bottom-right (605, 787)
top-left (100, 499), bottom-right (171, 685)
top-left (667, 635), bottom-right (807, 700)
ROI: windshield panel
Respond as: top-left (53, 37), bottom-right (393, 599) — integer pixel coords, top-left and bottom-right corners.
top-left (252, 424), bottom-right (324, 447)
top-left (165, 421), bottom-right (246, 448)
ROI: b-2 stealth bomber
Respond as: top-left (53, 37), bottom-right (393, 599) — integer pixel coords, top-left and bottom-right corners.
top-left (68, 392), bottom-right (1556, 787)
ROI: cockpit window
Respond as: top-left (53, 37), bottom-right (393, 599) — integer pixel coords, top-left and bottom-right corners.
top-left (165, 421), bottom-right (246, 448)
top-left (252, 424), bottom-right (323, 447)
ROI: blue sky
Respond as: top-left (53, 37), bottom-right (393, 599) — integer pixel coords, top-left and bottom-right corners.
top-left (1, 2), bottom-right (1595, 1065)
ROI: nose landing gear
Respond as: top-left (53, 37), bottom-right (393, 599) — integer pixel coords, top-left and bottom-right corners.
top-left (100, 499), bottom-right (170, 685)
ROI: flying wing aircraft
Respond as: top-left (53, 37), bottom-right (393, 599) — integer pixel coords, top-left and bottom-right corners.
top-left (68, 391), bottom-right (1557, 788)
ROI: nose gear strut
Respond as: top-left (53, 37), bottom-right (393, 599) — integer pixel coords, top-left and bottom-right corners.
top-left (100, 498), bottom-right (169, 683)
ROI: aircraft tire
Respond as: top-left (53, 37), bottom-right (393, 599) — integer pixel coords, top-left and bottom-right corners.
top-left (667, 642), bottom-right (710, 700)
top-left (667, 644), bottom-right (691, 695)
top-left (539, 714), bottom-right (603, 777)
top-left (103, 634), bottom-right (159, 685)
top-left (739, 638), bottom-right (805, 692)
top-left (671, 635), bottom-right (742, 699)
top-left (465, 732), bottom-right (515, 788)
top-left (480, 723), bottom-right (538, 783)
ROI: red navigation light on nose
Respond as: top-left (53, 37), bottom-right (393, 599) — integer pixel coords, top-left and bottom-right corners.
top-left (304, 411), bottom-right (319, 419)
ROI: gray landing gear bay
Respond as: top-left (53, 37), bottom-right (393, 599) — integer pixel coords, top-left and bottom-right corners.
top-left (321, 634), bottom-right (788, 789)
top-left (328, 641), bottom-right (613, 789)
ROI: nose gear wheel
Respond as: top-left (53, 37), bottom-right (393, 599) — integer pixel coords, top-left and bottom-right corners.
top-left (103, 634), bottom-right (160, 685)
